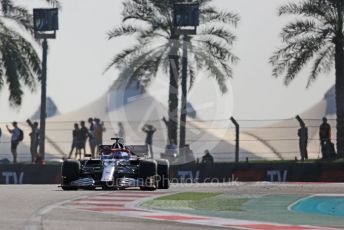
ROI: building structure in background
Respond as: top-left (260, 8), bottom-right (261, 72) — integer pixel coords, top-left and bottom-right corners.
top-left (0, 82), bottom-right (336, 164)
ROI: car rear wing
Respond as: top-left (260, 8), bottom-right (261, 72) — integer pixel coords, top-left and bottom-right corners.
top-left (96, 145), bottom-right (148, 158)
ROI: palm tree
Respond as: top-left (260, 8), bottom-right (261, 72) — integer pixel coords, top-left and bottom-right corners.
top-left (107, 0), bottom-right (239, 146)
top-left (0, 0), bottom-right (59, 107)
top-left (270, 0), bottom-right (344, 156)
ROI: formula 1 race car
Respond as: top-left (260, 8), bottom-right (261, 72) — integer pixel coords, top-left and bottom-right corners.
top-left (60, 138), bottom-right (170, 191)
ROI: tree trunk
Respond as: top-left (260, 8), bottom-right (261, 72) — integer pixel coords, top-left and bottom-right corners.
top-left (335, 40), bottom-right (344, 156)
top-left (168, 36), bottom-right (180, 145)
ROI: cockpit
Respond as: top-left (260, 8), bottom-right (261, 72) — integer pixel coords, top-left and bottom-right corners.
top-left (99, 145), bottom-right (131, 160)
top-left (101, 150), bottom-right (130, 160)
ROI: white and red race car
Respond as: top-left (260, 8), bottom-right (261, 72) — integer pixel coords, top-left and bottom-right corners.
top-left (60, 138), bottom-right (170, 191)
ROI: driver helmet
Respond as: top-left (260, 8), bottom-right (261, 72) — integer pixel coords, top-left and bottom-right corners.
top-left (112, 150), bottom-right (130, 160)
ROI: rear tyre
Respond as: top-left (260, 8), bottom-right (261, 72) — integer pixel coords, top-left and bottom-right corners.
top-left (156, 159), bottom-right (170, 189)
top-left (139, 160), bottom-right (157, 191)
top-left (61, 160), bottom-right (80, 190)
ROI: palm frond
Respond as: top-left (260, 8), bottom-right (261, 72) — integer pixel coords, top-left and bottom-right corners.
top-left (189, 43), bottom-right (204, 72)
top-left (195, 37), bottom-right (238, 63)
top-left (4, 5), bottom-right (34, 34)
top-left (201, 7), bottom-right (240, 26)
top-left (108, 0), bottom-right (239, 95)
top-left (0, 22), bottom-right (41, 106)
top-left (116, 44), bottom-right (171, 87)
top-left (271, 0), bottom-right (343, 87)
top-left (281, 19), bottom-right (321, 41)
top-left (1, 0), bottom-right (60, 36)
top-left (278, 1), bottom-right (336, 24)
top-left (1, 38), bottom-right (23, 106)
top-left (106, 40), bottom-right (170, 74)
top-left (105, 44), bottom-right (146, 72)
top-left (122, 0), bottom-right (162, 24)
top-left (198, 26), bottom-right (236, 45)
top-left (192, 47), bottom-right (232, 93)
top-left (138, 26), bottom-right (170, 41)
top-left (307, 44), bottom-right (335, 87)
top-left (44, 0), bottom-right (61, 8)
top-left (108, 25), bottom-right (141, 39)
top-left (1, 0), bottom-right (11, 15)
top-left (271, 35), bottom-right (326, 85)
top-left (0, 0), bottom-right (59, 107)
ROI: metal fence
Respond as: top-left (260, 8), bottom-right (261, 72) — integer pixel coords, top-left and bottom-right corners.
top-left (0, 118), bottom-right (337, 163)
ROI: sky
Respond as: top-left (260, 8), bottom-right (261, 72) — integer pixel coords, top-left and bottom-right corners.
top-left (0, 0), bottom-right (335, 122)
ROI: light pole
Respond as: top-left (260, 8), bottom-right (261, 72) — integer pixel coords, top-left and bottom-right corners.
top-left (33, 8), bottom-right (59, 161)
top-left (39, 38), bottom-right (48, 161)
top-left (173, 2), bottom-right (199, 150)
top-left (179, 35), bottom-right (190, 148)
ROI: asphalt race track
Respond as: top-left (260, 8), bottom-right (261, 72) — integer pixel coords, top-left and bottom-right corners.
top-left (1, 183), bottom-right (344, 230)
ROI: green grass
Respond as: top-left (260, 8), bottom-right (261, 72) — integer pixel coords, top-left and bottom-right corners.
top-left (190, 197), bottom-right (249, 211)
top-left (144, 194), bottom-right (344, 227)
top-left (142, 192), bottom-right (249, 212)
top-left (156, 192), bottom-right (221, 201)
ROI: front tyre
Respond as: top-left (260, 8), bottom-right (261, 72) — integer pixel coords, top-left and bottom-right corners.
top-left (139, 160), bottom-right (157, 191)
top-left (156, 159), bottom-right (170, 189)
top-left (61, 160), bottom-right (80, 191)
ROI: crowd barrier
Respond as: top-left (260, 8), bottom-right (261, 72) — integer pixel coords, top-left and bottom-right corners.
top-left (0, 165), bottom-right (61, 184)
top-left (171, 162), bottom-right (344, 183)
top-left (0, 162), bottom-right (344, 184)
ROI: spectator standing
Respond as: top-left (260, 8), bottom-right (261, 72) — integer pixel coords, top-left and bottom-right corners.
top-left (88, 117), bottom-right (95, 158)
top-left (75, 126), bottom-right (84, 160)
top-left (69, 123), bottom-right (82, 159)
top-left (142, 124), bottom-right (156, 158)
top-left (298, 122), bottom-right (308, 161)
top-left (117, 122), bottom-right (125, 143)
top-left (319, 117), bottom-right (332, 158)
top-left (80, 121), bottom-right (88, 157)
top-left (93, 118), bottom-right (105, 156)
top-left (201, 150), bottom-right (214, 165)
top-left (26, 119), bottom-right (40, 163)
top-left (6, 122), bottom-right (23, 164)
top-left (162, 117), bottom-right (172, 144)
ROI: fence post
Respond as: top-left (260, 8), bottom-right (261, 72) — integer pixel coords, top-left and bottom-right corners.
top-left (230, 117), bottom-right (240, 163)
